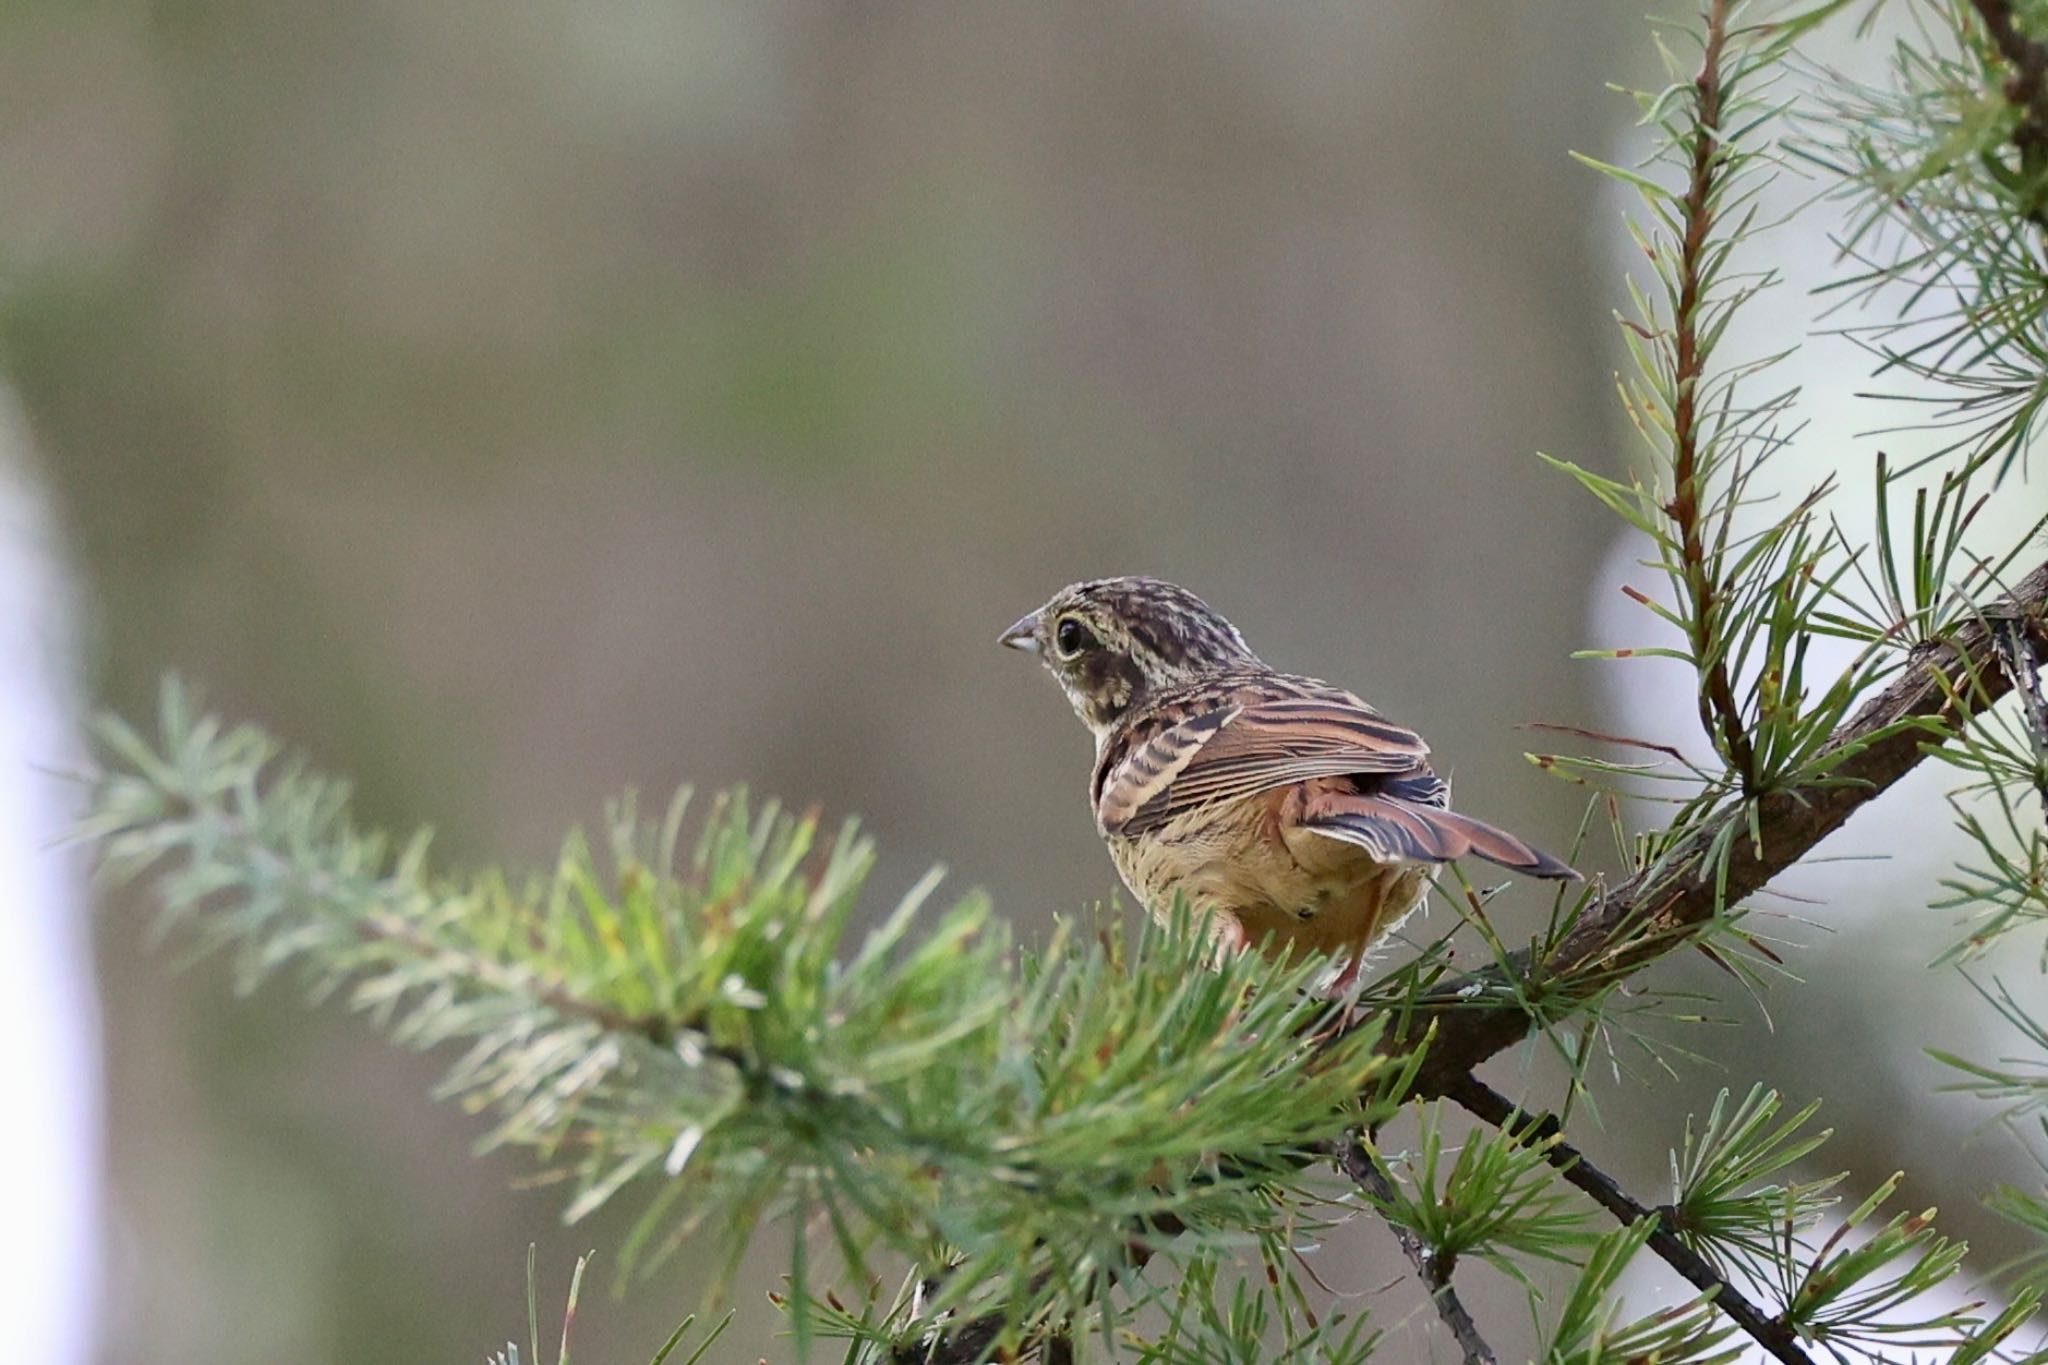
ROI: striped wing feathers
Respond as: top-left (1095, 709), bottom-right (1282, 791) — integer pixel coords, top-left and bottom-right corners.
top-left (1095, 680), bottom-right (1431, 836)
top-left (1092, 702), bottom-right (1242, 835)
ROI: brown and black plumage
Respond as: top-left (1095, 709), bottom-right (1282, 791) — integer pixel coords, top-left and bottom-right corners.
top-left (1002, 577), bottom-right (1576, 978)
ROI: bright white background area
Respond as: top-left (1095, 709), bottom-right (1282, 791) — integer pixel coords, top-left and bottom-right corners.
top-left (0, 392), bottom-right (101, 1364)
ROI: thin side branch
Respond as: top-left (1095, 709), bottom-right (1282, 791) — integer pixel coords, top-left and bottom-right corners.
top-left (1391, 556), bottom-right (2048, 1098)
top-left (1666, 0), bottom-right (1760, 787)
top-left (1967, 0), bottom-right (2048, 209)
top-left (1993, 616), bottom-right (2048, 820)
top-left (1447, 1077), bottom-right (1815, 1365)
top-left (358, 908), bottom-right (685, 1047)
top-left (1337, 1137), bottom-right (1498, 1365)
top-left (896, 1310), bottom-right (1014, 1365)
top-left (900, 1216), bottom-right (1186, 1364)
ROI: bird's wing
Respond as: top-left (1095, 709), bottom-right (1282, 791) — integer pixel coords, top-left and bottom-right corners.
top-left (1295, 790), bottom-right (1580, 879)
top-left (1095, 683), bottom-right (1431, 837)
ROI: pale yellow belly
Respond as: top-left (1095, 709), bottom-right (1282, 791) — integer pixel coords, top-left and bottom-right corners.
top-left (1105, 792), bottom-right (1430, 962)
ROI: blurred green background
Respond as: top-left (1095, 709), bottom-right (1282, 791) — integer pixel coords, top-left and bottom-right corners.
top-left (5, 2), bottom-right (2036, 1361)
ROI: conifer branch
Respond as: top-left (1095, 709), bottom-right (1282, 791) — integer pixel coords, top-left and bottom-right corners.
top-left (1966, 0), bottom-right (2048, 221)
top-left (1446, 1076), bottom-right (1815, 1365)
top-left (81, 683), bottom-right (1403, 1363)
top-left (1668, 0), bottom-right (1761, 789)
top-left (894, 1303), bottom-right (1035, 1365)
top-left (356, 907), bottom-right (688, 1049)
top-left (1336, 1138), bottom-right (1497, 1365)
top-left (895, 1218), bottom-right (1183, 1365)
top-left (1394, 556), bottom-right (2048, 1097)
top-left (1993, 616), bottom-right (2048, 818)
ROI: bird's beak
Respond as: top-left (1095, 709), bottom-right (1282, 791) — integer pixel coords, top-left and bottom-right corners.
top-left (999, 613), bottom-right (1041, 653)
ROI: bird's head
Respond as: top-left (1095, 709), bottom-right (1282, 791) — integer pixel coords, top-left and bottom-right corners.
top-left (1000, 577), bottom-right (1261, 736)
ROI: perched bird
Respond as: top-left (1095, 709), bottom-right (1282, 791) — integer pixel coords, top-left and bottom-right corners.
top-left (1001, 577), bottom-right (1577, 983)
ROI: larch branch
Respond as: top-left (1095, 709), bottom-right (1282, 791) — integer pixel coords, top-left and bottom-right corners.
top-left (1967, 0), bottom-right (2048, 206)
top-left (1447, 1076), bottom-right (1816, 1365)
top-left (1337, 1137), bottom-right (1498, 1365)
top-left (1390, 555), bottom-right (2048, 1099)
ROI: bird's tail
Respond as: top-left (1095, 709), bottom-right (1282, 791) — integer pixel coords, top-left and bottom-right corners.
top-left (1302, 792), bottom-right (1580, 881)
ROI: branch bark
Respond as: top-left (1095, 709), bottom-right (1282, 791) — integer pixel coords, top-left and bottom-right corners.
top-left (1389, 556), bottom-right (2048, 1100)
top-left (1337, 1138), bottom-right (1498, 1365)
top-left (1664, 0), bottom-right (1759, 788)
top-left (1993, 615), bottom-right (2048, 819)
top-left (1447, 1076), bottom-right (1815, 1365)
top-left (1968, 0), bottom-right (2048, 210)
top-left (898, 1217), bottom-right (1184, 1365)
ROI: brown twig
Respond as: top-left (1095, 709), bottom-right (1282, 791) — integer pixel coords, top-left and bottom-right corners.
top-left (1387, 556), bottom-right (2048, 1100)
top-left (1992, 615), bottom-right (2048, 822)
top-left (1665, 0), bottom-right (1760, 790)
top-left (1968, 0), bottom-right (2048, 220)
top-left (1336, 1137), bottom-right (1498, 1365)
top-left (1446, 1076), bottom-right (1816, 1365)
top-left (893, 1307), bottom-right (1017, 1365)
top-left (895, 1214), bottom-right (1186, 1365)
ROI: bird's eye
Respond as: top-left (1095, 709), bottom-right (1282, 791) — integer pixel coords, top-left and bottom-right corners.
top-left (1054, 617), bottom-right (1097, 659)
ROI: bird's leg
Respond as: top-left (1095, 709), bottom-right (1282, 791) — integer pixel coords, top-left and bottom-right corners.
top-left (1317, 947), bottom-right (1370, 1036)
top-left (1203, 911), bottom-right (1250, 968)
top-left (1325, 946), bottom-right (1366, 997)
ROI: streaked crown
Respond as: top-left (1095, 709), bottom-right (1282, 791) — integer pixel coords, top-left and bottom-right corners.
top-left (1000, 577), bottom-right (1261, 733)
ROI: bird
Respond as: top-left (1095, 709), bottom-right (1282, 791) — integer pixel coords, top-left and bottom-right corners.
top-left (1001, 576), bottom-right (1577, 986)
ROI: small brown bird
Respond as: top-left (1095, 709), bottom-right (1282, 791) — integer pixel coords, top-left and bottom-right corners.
top-left (1002, 577), bottom-right (1576, 984)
